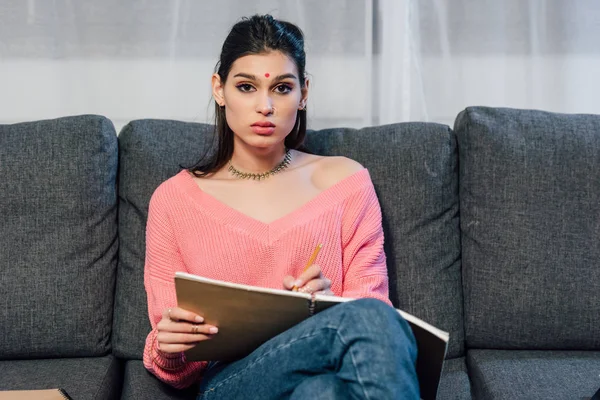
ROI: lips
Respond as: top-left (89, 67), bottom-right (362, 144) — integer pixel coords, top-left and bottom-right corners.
top-left (251, 121), bottom-right (276, 135)
top-left (252, 121), bottom-right (276, 127)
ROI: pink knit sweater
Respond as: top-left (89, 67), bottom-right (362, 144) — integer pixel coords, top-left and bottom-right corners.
top-left (143, 168), bottom-right (391, 389)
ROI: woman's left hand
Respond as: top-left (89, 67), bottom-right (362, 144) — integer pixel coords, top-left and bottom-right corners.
top-left (283, 264), bottom-right (334, 295)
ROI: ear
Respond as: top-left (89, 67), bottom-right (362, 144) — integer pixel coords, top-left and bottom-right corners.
top-left (212, 73), bottom-right (225, 106)
top-left (299, 77), bottom-right (310, 109)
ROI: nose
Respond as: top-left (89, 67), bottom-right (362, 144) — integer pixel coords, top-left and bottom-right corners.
top-left (256, 93), bottom-right (274, 115)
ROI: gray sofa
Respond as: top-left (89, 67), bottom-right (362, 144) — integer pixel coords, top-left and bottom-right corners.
top-left (1, 107), bottom-right (599, 399)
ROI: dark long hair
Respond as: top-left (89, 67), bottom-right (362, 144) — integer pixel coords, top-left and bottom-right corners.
top-left (186, 14), bottom-right (309, 177)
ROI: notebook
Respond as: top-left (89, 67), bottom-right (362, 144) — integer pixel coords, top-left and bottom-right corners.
top-left (175, 272), bottom-right (449, 400)
top-left (0, 389), bottom-right (72, 400)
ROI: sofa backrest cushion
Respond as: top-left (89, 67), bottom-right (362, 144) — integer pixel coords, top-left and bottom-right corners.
top-left (113, 120), bottom-right (214, 359)
top-left (114, 120), bottom-right (465, 359)
top-left (304, 124), bottom-right (463, 358)
top-left (455, 106), bottom-right (600, 349)
top-left (0, 115), bottom-right (118, 359)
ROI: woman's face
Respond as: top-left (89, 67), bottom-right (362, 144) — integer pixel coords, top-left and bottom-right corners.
top-left (212, 51), bottom-right (308, 150)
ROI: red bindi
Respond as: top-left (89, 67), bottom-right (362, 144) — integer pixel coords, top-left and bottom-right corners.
top-left (264, 73), bottom-right (270, 78)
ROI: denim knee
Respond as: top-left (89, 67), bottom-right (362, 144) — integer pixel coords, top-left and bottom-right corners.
top-left (341, 298), bottom-right (397, 323)
top-left (337, 298), bottom-right (416, 345)
top-left (290, 374), bottom-right (349, 400)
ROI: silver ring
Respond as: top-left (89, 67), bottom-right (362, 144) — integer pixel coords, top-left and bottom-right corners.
top-left (167, 308), bottom-right (172, 320)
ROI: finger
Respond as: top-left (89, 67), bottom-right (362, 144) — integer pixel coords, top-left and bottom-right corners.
top-left (159, 332), bottom-right (213, 345)
top-left (282, 275), bottom-right (296, 290)
top-left (314, 289), bottom-right (334, 296)
top-left (158, 320), bottom-right (218, 335)
top-left (298, 279), bottom-right (323, 294)
top-left (157, 327), bottom-right (217, 344)
top-left (294, 264), bottom-right (322, 288)
top-left (163, 307), bottom-right (204, 324)
top-left (158, 342), bottom-right (201, 354)
top-left (299, 277), bottom-right (331, 294)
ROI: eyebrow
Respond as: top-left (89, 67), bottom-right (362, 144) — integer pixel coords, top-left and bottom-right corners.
top-left (232, 73), bottom-right (298, 81)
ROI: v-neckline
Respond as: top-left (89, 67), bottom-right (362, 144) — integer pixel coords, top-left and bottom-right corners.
top-left (177, 168), bottom-right (369, 236)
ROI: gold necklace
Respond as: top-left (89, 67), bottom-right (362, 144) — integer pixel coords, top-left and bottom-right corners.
top-left (228, 150), bottom-right (292, 180)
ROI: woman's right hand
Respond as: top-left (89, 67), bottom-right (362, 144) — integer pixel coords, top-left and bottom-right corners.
top-left (156, 307), bottom-right (218, 354)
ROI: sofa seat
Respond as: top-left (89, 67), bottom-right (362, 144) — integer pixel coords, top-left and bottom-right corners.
top-left (436, 357), bottom-right (472, 399)
top-left (120, 358), bottom-right (472, 400)
top-left (467, 349), bottom-right (600, 399)
top-left (0, 355), bottom-right (121, 399)
top-left (120, 360), bottom-right (200, 400)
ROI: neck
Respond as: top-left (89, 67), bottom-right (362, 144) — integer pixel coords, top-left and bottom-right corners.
top-left (229, 142), bottom-right (288, 173)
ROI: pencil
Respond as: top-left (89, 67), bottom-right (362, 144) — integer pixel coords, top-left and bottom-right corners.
top-left (292, 243), bottom-right (323, 292)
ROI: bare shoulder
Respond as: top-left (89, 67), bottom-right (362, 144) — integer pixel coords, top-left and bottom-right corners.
top-left (312, 156), bottom-right (365, 190)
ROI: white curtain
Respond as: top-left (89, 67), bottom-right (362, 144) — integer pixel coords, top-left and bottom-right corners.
top-left (1, 0), bottom-right (599, 132)
top-left (381, 0), bottom-right (600, 126)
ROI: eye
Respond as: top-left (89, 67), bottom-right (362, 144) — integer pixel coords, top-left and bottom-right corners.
top-left (274, 84), bottom-right (293, 94)
top-left (236, 83), bottom-right (255, 93)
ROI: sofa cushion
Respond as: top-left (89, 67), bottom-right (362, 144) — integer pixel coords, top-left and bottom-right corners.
top-left (121, 358), bottom-right (471, 400)
top-left (114, 120), bottom-right (464, 360)
top-left (455, 107), bottom-right (600, 349)
top-left (467, 349), bottom-right (600, 400)
top-left (121, 360), bottom-right (198, 400)
top-left (436, 357), bottom-right (472, 400)
top-left (435, 357), bottom-right (472, 400)
top-left (0, 116), bottom-right (118, 359)
top-left (122, 359), bottom-right (471, 400)
top-left (305, 124), bottom-right (463, 358)
top-left (0, 355), bottom-right (122, 399)
top-left (113, 120), bottom-right (214, 359)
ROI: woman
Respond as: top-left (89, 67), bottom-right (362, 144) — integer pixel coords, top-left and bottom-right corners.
top-left (143, 14), bottom-right (419, 399)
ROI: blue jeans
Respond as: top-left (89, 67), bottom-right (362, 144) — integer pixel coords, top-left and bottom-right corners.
top-left (196, 298), bottom-right (420, 399)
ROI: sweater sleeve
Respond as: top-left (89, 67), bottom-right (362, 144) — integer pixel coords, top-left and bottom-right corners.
top-left (340, 175), bottom-right (392, 306)
top-left (142, 185), bottom-right (208, 389)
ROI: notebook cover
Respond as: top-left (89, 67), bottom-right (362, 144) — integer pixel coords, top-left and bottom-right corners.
top-left (0, 389), bottom-right (72, 400)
